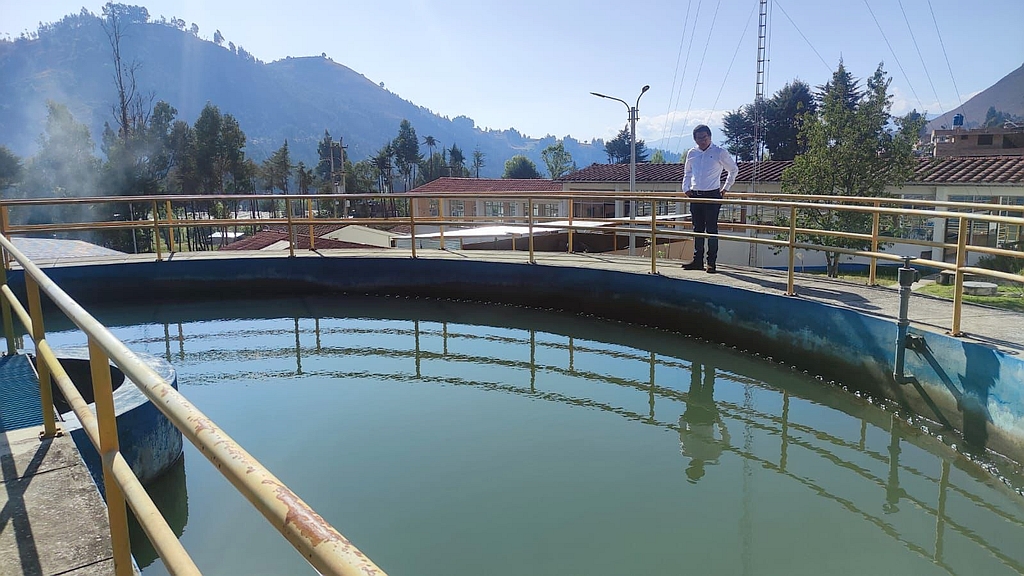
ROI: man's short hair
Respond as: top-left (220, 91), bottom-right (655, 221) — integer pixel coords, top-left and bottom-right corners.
top-left (693, 125), bottom-right (712, 138)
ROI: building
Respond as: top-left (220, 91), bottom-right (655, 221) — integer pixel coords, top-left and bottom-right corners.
top-left (930, 126), bottom-right (1024, 157)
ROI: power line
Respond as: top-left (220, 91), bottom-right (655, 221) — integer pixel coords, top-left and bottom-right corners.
top-left (862, 0), bottom-right (923, 108)
top-left (898, 0), bottom-right (941, 112)
top-left (773, 0), bottom-right (831, 74)
top-left (667, 0), bottom-right (705, 151)
top-left (706, 3), bottom-right (759, 125)
top-left (677, 0), bottom-right (724, 153)
top-left (928, 0), bottom-right (966, 118)
top-left (661, 0), bottom-right (695, 145)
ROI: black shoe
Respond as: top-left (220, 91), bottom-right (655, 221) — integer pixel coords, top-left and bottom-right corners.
top-left (682, 261), bottom-right (703, 270)
top-left (705, 264), bottom-right (717, 273)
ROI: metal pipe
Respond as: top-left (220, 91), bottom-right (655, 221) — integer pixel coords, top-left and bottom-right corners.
top-left (25, 275), bottom-right (59, 437)
top-left (951, 217), bottom-right (968, 336)
top-left (0, 262), bottom-right (16, 354)
top-left (528, 198), bottom-right (535, 264)
top-left (893, 256), bottom-right (918, 382)
top-left (787, 206), bottom-right (797, 296)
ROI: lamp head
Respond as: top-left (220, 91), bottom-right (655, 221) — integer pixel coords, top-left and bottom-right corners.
top-left (641, 85), bottom-right (650, 94)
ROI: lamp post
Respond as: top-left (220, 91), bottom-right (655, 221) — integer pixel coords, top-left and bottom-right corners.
top-left (591, 85), bottom-right (650, 256)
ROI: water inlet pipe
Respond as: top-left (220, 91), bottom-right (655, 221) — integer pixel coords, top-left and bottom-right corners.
top-left (894, 256), bottom-right (920, 383)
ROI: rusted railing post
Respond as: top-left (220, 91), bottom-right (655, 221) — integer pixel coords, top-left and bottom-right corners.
top-left (951, 216), bottom-right (969, 336)
top-left (439, 198), bottom-right (446, 250)
top-left (25, 275), bottom-right (59, 438)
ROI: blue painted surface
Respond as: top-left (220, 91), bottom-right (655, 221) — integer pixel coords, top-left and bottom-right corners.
top-left (10, 256), bottom-right (1024, 460)
top-left (0, 353), bottom-right (42, 432)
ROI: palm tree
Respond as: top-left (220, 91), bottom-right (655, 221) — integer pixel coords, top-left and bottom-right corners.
top-left (422, 136), bottom-right (437, 180)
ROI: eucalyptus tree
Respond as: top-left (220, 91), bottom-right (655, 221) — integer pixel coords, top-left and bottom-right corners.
top-left (392, 119), bottom-right (420, 191)
top-left (780, 62), bottom-right (926, 277)
top-left (0, 146), bottom-right (23, 191)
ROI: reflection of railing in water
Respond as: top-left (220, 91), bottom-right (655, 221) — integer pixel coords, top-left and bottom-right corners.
top-left (149, 315), bottom-right (1023, 574)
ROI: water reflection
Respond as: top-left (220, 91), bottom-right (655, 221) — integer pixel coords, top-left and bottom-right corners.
top-left (40, 296), bottom-right (1024, 575)
top-left (127, 454), bottom-right (189, 569)
top-left (679, 362), bottom-right (730, 483)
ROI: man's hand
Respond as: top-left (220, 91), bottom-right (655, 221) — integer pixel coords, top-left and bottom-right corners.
top-left (685, 191), bottom-right (694, 198)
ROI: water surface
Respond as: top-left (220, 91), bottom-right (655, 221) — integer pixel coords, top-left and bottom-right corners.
top-left (44, 295), bottom-right (1024, 576)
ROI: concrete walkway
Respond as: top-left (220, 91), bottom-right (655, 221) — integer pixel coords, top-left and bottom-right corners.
top-left (0, 425), bottom-right (114, 576)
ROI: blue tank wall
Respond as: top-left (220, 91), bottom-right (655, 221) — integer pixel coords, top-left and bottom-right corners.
top-left (12, 256), bottom-right (1023, 463)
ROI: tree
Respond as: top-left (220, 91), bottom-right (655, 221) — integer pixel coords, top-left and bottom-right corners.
top-left (982, 106), bottom-right (1023, 128)
top-left (541, 141), bottom-right (576, 178)
top-left (604, 127), bottom-right (648, 164)
top-left (780, 62), bottom-right (925, 277)
top-left (649, 150), bottom-right (666, 163)
top-left (264, 140), bottom-right (292, 193)
top-left (449, 143), bottom-right (467, 177)
top-left (764, 80), bottom-right (816, 160)
top-left (722, 105), bottom-right (756, 161)
top-left (422, 135), bottom-right (438, 180)
top-left (0, 146), bottom-right (24, 191)
top-left (503, 155), bottom-right (541, 179)
top-left (392, 119), bottom-right (419, 191)
top-left (213, 29), bottom-right (224, 45)
top-left (471, 148), bottom-right (485, 178)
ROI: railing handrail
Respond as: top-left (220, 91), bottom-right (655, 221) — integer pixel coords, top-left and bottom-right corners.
top-left (0, 234), bottom-right (386, 576)
top-left (1, 190), bottom-right (1021, 337)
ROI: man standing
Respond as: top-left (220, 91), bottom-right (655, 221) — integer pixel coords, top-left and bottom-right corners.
top-left (681, 125), bottom-right (738, 273)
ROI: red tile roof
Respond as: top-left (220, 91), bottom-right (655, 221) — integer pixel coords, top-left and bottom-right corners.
top-left (407, 177), bottom-right (563, 194)
top-left (560, 156), bottom-right (1024, 185)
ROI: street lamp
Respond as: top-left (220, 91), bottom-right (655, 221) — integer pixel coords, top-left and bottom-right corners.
top-left (591, 85), bottom-right (650, 256)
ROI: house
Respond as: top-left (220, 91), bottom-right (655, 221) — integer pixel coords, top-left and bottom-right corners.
top-left (930, 126), bottom-right (1024, 157)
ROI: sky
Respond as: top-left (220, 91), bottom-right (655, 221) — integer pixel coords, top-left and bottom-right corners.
top-left (2, 0), bottom-right (1022, 152)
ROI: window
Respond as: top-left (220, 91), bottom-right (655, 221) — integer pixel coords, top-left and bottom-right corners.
top-left (484, 201), bottom-right (505, 217)
top-left (978, 134), bottom-right (994, 146)
top-left (450, 200), bottom-right (465, 217)
top-left (532, 203), bottom-right (559, 217)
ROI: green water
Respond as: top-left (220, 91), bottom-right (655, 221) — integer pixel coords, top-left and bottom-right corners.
top-left (45, 295), bottom-right (1024, 576)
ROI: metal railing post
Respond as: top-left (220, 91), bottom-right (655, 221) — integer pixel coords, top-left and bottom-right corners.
top-left (528, 198), bottom-right (535, 264)
top-left (410, 205), bottom-right (417, 259)
top-left (787, 206), bottom-right (797, 296)
top-left (164, 200), bottom-right (176, 254)
top-left (438, 198), bottom-right (446, 250)
top-left (1, 205), bottom-right (10, 270)
top-left (285, 198), bottom-right (295, 257)
top-left (567, 196), bottom-right (574, 254)
top-left (951, 216), bottom-right (969, 336)
top-left (0, 262), bottom-right (16, 354)
top-left (868, 202), bottom-right (880, 285)
top-left (89, 338), bottom-right (134, 576)
top-left (25, 275), bottom-right (59, 438)
top-left (152, 200), bottom-right (162, 261)
top-left (650, 200), bottom-right (657, 274)
top-left (308, 198), bottom-right (315, 251)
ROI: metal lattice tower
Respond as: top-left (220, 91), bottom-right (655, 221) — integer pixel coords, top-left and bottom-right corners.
top-left (752, 0), bottom-right (769, 192)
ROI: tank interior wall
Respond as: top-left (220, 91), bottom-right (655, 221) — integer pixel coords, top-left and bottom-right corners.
top-left (9, 257), bottom-right (1023, 463)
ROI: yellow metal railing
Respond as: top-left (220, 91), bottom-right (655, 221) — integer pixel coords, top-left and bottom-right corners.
top-left (0, 235), bottom-right (386, 576)
top-left (0, 191), bottom-right (1022, 337)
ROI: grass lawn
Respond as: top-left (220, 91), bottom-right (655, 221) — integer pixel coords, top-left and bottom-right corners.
top-left (916, 283), bottom-right (1024, 313)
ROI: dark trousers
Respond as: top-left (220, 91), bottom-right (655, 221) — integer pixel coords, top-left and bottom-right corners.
top-left (690, 190), bottom-right (722, 264)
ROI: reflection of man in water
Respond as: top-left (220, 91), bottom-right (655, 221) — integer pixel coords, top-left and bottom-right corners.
top-left (679, 362), bottom-right (730, 483)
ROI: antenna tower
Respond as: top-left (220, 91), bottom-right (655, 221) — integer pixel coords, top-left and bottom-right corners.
top-left (752, 0), bottom-right (769, 192)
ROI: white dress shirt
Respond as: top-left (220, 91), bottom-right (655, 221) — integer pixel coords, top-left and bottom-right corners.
top-left (682, 143), bottom-right (739, 193)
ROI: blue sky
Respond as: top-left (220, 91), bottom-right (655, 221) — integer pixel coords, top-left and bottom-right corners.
top-left (2, 0), bottom-right (1022, 152)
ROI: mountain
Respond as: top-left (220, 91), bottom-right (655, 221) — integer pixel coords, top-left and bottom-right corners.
top-left (925, 63), bottom-right (1024, 131)
top-left (0, 11), bottom-right (615, 178)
